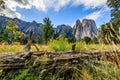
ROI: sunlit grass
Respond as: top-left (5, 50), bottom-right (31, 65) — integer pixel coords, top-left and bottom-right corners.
top-left (0, 44), bottom-right (51, 52)
top-left (0, 43), bottom-right (120, 52)
top-left (0, 45), bottom-right (25, 52)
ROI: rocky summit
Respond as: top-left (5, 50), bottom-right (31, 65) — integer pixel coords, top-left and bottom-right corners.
top-left (55, 24), bottom-right (73, 37)
top-left (0, 16), bottom-right (43, 37)
top-left (73, 19), bottom-right (98, 41)
top-left (0, 16), bottom-right (98, 40)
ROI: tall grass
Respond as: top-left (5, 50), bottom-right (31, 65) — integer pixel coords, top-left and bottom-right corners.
top-left (1, 57), bottom-right (120, 80)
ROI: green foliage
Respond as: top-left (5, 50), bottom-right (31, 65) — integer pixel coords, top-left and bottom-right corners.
top-left (107, 0), bottom-right (120, 42)
top-left (67, 34), bottom-right (75, 43)
top-left (53, 32), bottom-right (59, 39)
top-left (48, 34), bottom-right (86, 51)
top-left (75, 41), bottom-right (86, 51)
top-left (0, 28), bottom-right (4, 42)
top-left (48, 35), bottom-right (72, 51)
top-left (107, 0), bottom-right (120, 27)
top-left (1, 20), bottom-right (25, 44)
top-left (82, 36), bottom-right (92, 44)
top-left (34, 35), bottom-right (42, 44)
top-left (91, 37), bottom-right (99, 44)
top-left (99, 23), bottom-right (119, 44)
top-left (20, 37), bottom-right (28, 44)
top-left (42, 17), bottom-right (54, 45)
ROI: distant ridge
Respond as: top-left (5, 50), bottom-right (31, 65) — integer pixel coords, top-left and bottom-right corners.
top-left (0, 16), bottom-right (98, 40)
top-left (0, 16), bottom-right (43, 36)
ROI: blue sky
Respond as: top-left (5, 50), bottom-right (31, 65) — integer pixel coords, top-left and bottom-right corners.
top-left (1, 0), bottom-right (111, 28)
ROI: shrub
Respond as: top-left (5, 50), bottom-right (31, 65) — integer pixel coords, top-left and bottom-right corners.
top-left (75, 41), bottom-right (86, 51)
top-left (83, 36), bottom-right (92, 44)
top-left (48, 36), bottom-right (72, 51)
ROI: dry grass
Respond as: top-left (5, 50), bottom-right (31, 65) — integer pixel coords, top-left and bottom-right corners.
top-left (0, 44), bottom-right (51, 52)
top-left (0, 44), bottom-right (120, 52)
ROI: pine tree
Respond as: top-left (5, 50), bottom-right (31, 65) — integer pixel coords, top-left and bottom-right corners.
top-left (42, 18), bottom-right (54, 45)
top-left (107, 0), bottom-right (120, 27)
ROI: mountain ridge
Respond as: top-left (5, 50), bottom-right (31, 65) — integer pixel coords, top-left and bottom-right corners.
top-left (0, 16), bottom-right (98, 40)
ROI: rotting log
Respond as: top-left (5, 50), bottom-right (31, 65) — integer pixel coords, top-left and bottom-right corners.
top-left (1, 50), bottom-right (120, 70)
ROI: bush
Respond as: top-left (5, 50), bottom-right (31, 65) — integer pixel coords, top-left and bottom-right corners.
top-left (91, 37), bottom-right (99, 44)
top-left (83, 36), bottom-right (92, 44)
top-left (75, 41), bottom-right (86, 51)
top-left (48, 36), bottom-right (72, 51)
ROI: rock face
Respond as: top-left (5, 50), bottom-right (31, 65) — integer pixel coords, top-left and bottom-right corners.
top-left (73, 19), bottom-right (83, 41)
top-left (73, 19), bottom-right (98, 41)
top-left (55, 24), bottom-right (73, 37)
top-left (0, 16), bottom-right (43, 36)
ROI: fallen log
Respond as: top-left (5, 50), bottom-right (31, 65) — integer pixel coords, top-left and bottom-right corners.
top-left (0, 30), bottom-right (33, 70)
top-left (0, 30), bottom-right (120, 70)
top-left (1, 50), bottom-right (120, 69)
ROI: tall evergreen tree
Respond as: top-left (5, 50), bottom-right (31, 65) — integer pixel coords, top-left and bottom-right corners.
top-left (42, 18), bottom-right (54, 45)
top-left (107, 0), bottom-right (120, 27)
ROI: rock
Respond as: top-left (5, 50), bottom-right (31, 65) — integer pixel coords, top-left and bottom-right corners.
top-left (55, 24), bottom-right (73, 37)
top-left (82, 19), bottom-right (98, 38)
top-left (73, 19), bottom-right (99, 41)
top-left (73, 19), bottom-right (83, 41)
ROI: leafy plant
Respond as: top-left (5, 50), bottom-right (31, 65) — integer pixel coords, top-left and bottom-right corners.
top-left (48, 35), bottom-right (72, 51)
top-left (2, 20), bottom-right (25, 44)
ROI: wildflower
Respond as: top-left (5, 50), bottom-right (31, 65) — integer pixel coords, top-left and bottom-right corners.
top-left (6, 26), bottom-right (12, 30)
top-left (13, 25), bottom-right (18, 31)
top-left (21, 32), bottom-right (25, 37)
top-left (0, 69), bottom-right (3, 73)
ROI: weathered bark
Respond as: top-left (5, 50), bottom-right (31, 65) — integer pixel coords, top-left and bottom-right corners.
top-left (71, 43), bottom-right (76, 51)
top-left (1, 50), bottom-right (120, 69)
top-left (0, 30), bottom-right (34, 69)
top-left (23, 30), bottom-right (33, 52)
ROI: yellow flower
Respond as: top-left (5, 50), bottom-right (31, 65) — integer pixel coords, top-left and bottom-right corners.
top-left (13, 25), bottom-right (18, 31)
top-left (6, 20), bottom-right (14, 25)
top-left (21, 32), bottom-right (25, 37)
top-left (6, 26), bottom-right (12, 30)
top-left (0, 69), bottom-right (3, 73)
top-left (13, 31), bottom-right (16, 34)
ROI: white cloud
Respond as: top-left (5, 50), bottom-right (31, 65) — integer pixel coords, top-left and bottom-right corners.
top-left (85, 5), bottom-right (110, 20)
top-left (1, 0), bottom-right (109, 19)
top-left (53, 0), bottom-right (71, 11)
top-left (71, 0), bottom-right (107, 9)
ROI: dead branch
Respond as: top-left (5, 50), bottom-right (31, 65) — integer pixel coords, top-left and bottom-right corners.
top-left (23, 30), bottom-right (33, 52)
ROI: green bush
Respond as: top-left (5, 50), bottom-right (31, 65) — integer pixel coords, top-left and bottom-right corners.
top-left (48, 36), bottom-right (72, 51)
top-left (75, 41), bottom-right (86, 51)
top-left (83, 36), bottom-right (92, 44)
